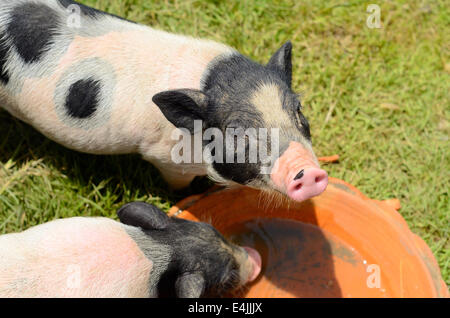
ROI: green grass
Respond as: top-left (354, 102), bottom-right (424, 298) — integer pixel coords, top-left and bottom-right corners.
top-left (0, 0), bottom-right (448, 287)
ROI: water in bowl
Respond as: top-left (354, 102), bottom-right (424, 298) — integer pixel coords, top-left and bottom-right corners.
top-left (224, 218), bottom-right (387, 298)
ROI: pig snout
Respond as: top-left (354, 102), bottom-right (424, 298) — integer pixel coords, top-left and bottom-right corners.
top-left (242, 246), bottom-right (262, 283)
top-left (271, 141), bottom-right (328, 202)
top-left (287, 168), bottom-right (328, 202)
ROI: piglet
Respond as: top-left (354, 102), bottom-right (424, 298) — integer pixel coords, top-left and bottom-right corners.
top-left (0, 0), bottom-right (327, 202)
top-left (0, 202), bottom-right (261, 297)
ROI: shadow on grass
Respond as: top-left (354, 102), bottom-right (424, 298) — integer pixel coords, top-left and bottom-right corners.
top-left (0, 110), bottom-right (213, 208)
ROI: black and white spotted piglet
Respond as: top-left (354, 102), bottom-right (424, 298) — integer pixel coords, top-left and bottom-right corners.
top-left (0, 202), bottom-right (261, 297)
top-left (0, 0), bottom-right (328, 202)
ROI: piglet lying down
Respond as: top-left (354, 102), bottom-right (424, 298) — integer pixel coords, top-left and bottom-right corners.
top-left (0, 203), bottom-right (261, 298)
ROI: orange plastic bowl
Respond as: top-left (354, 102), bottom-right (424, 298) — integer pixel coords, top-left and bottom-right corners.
top-left (169, 177), bottom-right (448, 298)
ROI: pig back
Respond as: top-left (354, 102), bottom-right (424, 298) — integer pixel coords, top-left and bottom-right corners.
top-left (0, 0), bottom-right (232, 157)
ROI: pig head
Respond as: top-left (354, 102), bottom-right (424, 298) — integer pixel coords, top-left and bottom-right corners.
top-left (118, 202), bottom-right (261, 297)
top-left (153, 42), bottom-right (328, 203)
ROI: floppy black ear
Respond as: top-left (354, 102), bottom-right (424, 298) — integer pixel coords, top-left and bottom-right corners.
top-left (117, 202), bottom-right (169, 230)
top-left (152, 89), bottom-right (208, 134)
top-left (267, 41), bottom-right (293, 88)
top-left (175, 272), bottom-right (205, 298)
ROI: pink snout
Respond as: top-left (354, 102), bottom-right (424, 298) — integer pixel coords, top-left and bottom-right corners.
top-left (243, 246), bottom-right (262, 282)
top-left (286, 168), bottom-right (328, 202)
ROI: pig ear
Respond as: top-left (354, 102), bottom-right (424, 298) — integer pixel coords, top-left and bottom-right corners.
top-left (175, 272), bottom-right (205, 298)
top-left (117, 202), bottom-right (169, 230)
top-left (267, 41), bottom-right (293, 88)
top-left (152, 89), bottom-right (208, 134)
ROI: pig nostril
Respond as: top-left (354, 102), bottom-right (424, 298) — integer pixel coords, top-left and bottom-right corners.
top-left (315, 174), bottom-right (326, 183)
top-left (294, 169), bottom-right (304, 180)
top-left (287, 169), bottom-right (328, 201)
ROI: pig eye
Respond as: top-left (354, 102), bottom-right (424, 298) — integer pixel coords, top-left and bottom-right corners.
top-left (295, 102), bottom-right (303, 122)
top-left (293, 100), bottom-right (311, 141)
top-left (298, 113), bottom-right (311, 141)
top-left (295, 101), bottom-right (302, 113)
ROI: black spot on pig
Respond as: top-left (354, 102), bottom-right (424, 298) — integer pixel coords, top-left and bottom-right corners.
top-left (65, 78), bottom-right (101, 118)
top-left (7, 3), bottom-right (60, 63)
top-left (58, 0), bottom-right (134, 22)
top-left (0, 34), bottom-right (10, 84)
top-left (118, 202), bottom-right (243, 298)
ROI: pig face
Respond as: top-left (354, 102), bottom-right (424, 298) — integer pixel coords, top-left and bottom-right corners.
top-left (117, 202), bottom-right (261, 298)
top-left (153, 42), bottom-right (328, 203)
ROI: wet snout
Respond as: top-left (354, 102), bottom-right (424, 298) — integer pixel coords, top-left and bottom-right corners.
top-left (242, 246), bottom-right (262, 282)
top-left (271, 141), bottom-right (328, 202)
top-left (235, 245), bottom-right (262, 284)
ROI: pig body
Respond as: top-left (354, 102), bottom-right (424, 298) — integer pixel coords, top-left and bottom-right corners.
top-left (0, 0), bottom-right (328, 202)
top-left (0, 0), bottom-right (229, 188)
top-left (0, 202), bottom-right (261, 298)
